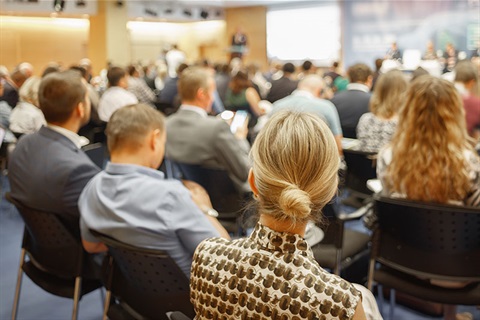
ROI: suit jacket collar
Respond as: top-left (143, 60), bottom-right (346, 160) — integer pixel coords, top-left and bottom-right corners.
top-left (38, 126), bottom-right (80, 152)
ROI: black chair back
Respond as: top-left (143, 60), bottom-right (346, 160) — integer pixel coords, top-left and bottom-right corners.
top-left (6, 193), bottom-right (97, 279)
top-left (373, 197), bottom-right (480, 280)
top-left (343, 149), bottom-right (377, 197)
top-left (6, 193), bottom-right (101, 320)
top-left (82, 142), bottom-right (106, 169)
top-left (174, 162), bottom-right (244, 214)
top-left (91, 231), bottom-right (195, 320)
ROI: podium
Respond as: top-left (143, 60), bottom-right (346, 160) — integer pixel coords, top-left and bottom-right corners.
top-left (228, 45), bottom-right (249, 60)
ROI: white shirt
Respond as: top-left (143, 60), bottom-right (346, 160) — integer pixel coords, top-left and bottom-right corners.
top-left (9, 101), bottom-right (46, 135)
top-left (98, 87), bottom-right (138, 122)
top-left (179, 104), bottom-right (208, 118)
top-left (347, 83), bottom-right (370, 93)
top-left (165, 49), bottom-right (186, 78)
top-left (47, 124), bottom-right (83, 149)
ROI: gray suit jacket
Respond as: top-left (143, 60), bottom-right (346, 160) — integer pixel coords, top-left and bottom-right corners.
top-left (9, 126), bottom-right (100, 217)
top-left (166, 108), bottom-right (251, 184)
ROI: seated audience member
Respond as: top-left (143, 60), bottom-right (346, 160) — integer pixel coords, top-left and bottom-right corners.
top-left (0, 78), bottom-right (15, 144)
top-left (454, 61), bottom-right (480, 139)
top-left (98, 66), bottom-right (138, 122)
top-left (297, 60), bottom-right (315, 80)
top-left (214, 63), bottom-right (231, 104)
top-left (410, 67), bottom-right (429, 82)
top-left (370, 58), bottom-right (383, 91)
top-left (166, 67), bottom-right (251, 190)
top-left (323, 61), bottom-right (341, 84)
top-left (158, 63), bottom-right (189, 112)
top-left (191, 110), bottom-right (381, 319)
top-left (272, 74), bottom-right (344, 155)
top-left (246, 63), bottom-right (271, 99)
top-left (266, 62), bottom-right (298, 103)
top-left (225, 70), bottom-right (264, 125)
top-left (126, 64), bottom-right (157, 107)
top-left (9, 70), bottom-right (100, 217)
top-left (330, 63), bottom-right (373, 138)
top-left (9, 76), bottom-right (46, 135)
top-left (79, 104), bottom-right (229, 277)
top-left (377, 75), bottom-right (480, 207)
top-left (0, 67), bottom-right (28, 108)
top-left (356, 70), bottom-right (407, 153)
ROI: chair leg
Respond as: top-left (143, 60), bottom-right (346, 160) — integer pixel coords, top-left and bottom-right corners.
top-left (102, 290), bottom-right (112, 320)
top-left (389, 288), bottom-right (395, 320)
top-left (334, 249), bottom-right (342, 275)
top-left (11, 249), bottom-right (26, 320)
top-left (367, 258), bottom-right (375, 291)
top-left (71, 276), bottom-right (82, 320)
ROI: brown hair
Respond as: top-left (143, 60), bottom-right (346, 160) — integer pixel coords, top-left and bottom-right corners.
top-left (369, 70), bottom-right (408, 119)
top-left (347, 63), bottom-right (372, 83)
top-left (39, 70), bottom-right (87, 123)
top-left (385, 75), bottom-right (475, 203)
top-left (178, 67), bottom-right (211, 102)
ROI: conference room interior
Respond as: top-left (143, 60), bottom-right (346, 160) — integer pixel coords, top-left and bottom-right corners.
top-left (1, 0), bottom-right (480, 319)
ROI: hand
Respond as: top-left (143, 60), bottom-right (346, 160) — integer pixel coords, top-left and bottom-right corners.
top-left (182, 180), bottom-right (213, 210)
top-left (234, 117), bottom-right (249, 140)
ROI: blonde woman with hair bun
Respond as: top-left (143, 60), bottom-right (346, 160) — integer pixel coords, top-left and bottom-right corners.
top-left (191, 110), bottom-right (381, 320)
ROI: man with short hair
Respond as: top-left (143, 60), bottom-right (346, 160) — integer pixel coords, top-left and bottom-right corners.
top-left (9, 70), bottom-right (99, 218)
top-left (266, 62), bottom-right (299, 103)
top-left (79, 104), bottom-right (228, 277)
top-left (0, 67), bottom-right (28, 108)
top-left (330, 63), bottom-right (373, 139)
top-left (166, 67), bottom-right (251, 188)
top-left (454, 61), bottom-right (480, 138)
top-left (98, 66), bottom-right (138, 122)
top-left (272, 75), bottom-right (343, 155)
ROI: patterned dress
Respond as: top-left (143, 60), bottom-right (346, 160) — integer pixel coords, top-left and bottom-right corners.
top-left (356, 113), bottom-right (397, 153)
top-left (190, 224), bottom-right (362, 320)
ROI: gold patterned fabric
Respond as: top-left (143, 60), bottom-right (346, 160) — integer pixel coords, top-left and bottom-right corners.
top-left (190, 223), bottom-right (362, 320)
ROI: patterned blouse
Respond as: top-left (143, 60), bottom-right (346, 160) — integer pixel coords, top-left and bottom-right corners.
top-left (356, 113), bottom-right (398, 153)
top-left (190, 223), bottom-right (362, 320)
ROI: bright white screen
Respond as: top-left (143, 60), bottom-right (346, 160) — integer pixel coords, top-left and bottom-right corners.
top-left (267, 5), bottom-right (341, 65)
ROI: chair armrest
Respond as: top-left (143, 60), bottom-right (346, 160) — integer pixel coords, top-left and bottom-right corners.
top-left (337, 202), bottom-right (373, 221)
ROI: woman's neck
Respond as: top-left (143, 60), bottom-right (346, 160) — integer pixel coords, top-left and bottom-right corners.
top-left (259, 214), bottom-right (307, 237)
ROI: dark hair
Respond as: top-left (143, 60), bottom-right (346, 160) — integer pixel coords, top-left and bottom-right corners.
top-left (42, 66), bottom-right (61, 78)
top-left (282, 63), bottom-right (295, 74)
top-left (107, 67), bottom-right (126, 87)
top-left (230, 70), bottom-right (251, 94)
top-left (374, 58), bottom-right (384, 71)
top-left (302, 60), bottom-right (313, 71)
top-left (347, 63), bottom-right (372, 83)
top-left (411, 67), bottom-right (429, 82)
top-left (69, 65), bottom-right (87, 79)
top-left (126, 65), bottom-right (138, 77)
top-left (39, 70), bottom-right (86, 123)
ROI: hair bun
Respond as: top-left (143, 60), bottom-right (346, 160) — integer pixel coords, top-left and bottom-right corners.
top-left (278, 184), bottom-right (312, 219)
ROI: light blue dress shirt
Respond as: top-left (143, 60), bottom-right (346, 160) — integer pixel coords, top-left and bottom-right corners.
top-left (79, 162), bottom-right (220, 277)
top-left (272, 90), bottom-right (343, 136)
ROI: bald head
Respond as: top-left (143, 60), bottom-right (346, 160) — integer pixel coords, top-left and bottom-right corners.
top-left (298, 75), bottom-right (324, 97)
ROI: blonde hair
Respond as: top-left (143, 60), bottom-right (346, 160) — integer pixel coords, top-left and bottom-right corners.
top-left (250, 110), bottom-right (339, 224)
top-left (19, 76), bottom-right (41, 106)
top-left (178, 67), bottom-right (211, 101)
top-left (106, 104), bottom-right (165, 152)
top-left (385, 75), bottom-right (475, 203)
top-left (369, 70), bottom-right (407, 119)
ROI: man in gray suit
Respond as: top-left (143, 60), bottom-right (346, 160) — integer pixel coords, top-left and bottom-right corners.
top-left (166, 67), bottom-right (250, 188)
top-left (9, 70), bottom-right (100, 218)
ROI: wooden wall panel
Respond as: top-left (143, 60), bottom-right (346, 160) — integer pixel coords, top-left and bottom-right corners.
top-left (0, 17), bottom-right (89, 75)
top-left (225, 6), bottom-right (268, 70)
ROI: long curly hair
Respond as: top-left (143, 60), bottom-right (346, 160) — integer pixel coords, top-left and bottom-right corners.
top-left (385, 75), bottom-right (474, 203)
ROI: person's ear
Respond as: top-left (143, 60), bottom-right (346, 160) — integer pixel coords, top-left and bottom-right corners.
top-left (150, 129), bottom-right (161, 150)
top-left (248, 169), bottom-right (259, 197)
top-left (76, 101), bottom-right (85, 119)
